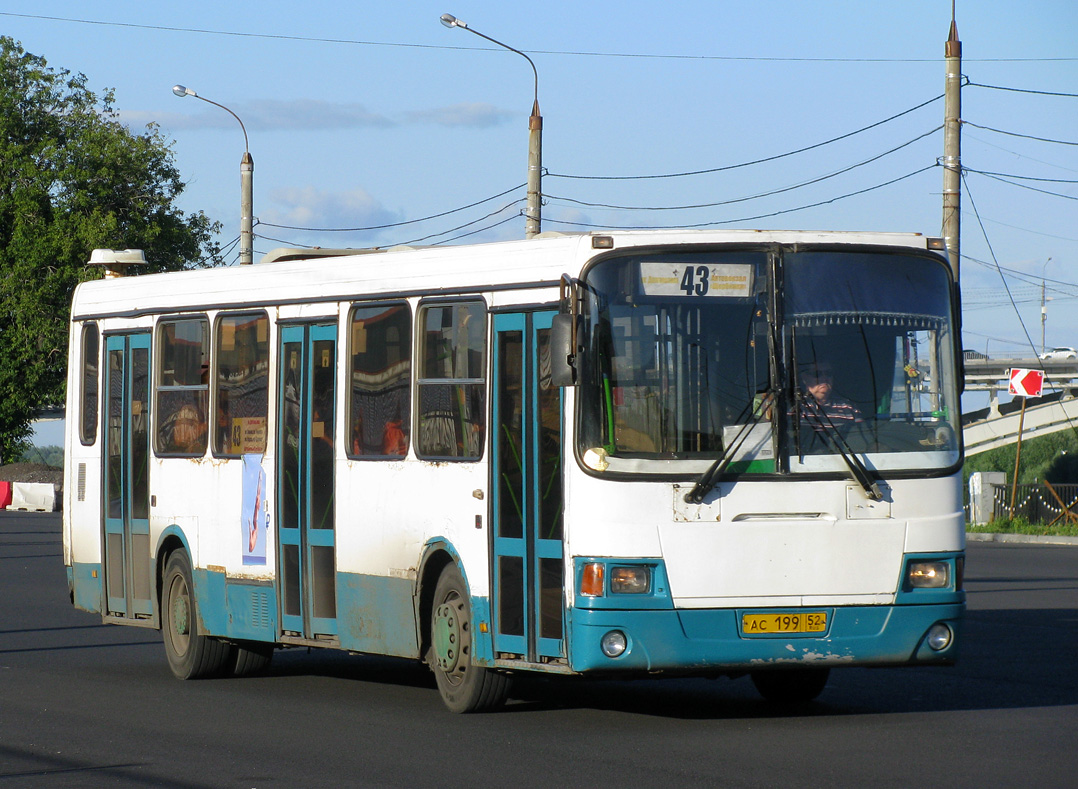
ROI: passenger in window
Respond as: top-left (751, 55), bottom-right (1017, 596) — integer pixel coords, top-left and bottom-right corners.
top-left (382, 408), bottom-right (408, 456)
top-left (173, 402), bottom-right (207, 453)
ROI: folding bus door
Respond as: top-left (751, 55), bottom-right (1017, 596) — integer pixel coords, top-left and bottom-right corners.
top-left (102, 332), bottom-right (153, 620)
top-left (491, 311), bottom-right (565, 662)
top-left (277, 323), bottom-right (339, 640)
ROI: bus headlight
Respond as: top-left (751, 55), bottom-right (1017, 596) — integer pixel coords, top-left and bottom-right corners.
top-left (907, 561), bottom-right (949, 588)
top-left (610, 566), bottom-right (651, 594)
top-left (600, 630), bottom-right (628, 658)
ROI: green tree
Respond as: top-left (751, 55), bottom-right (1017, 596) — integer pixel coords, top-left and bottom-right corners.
top-left (0, 38), bottom-right (222, 462)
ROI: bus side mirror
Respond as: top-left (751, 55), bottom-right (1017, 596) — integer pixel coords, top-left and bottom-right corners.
top-left (550, 313), bottom-right (580, 387)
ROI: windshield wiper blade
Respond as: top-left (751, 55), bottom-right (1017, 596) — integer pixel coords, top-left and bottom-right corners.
top-left (802, 402), bottom-right (883, 501)
top-left (683, 394), bottom-right (772, 504)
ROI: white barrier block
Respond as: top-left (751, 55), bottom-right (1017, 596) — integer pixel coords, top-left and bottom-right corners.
top-left (8, 482), bottom-right (57, 512)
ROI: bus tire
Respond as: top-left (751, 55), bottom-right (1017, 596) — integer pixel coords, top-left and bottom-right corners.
top-left (750, 667), bottom-right (830, 704)
top-left (428, 563), bottom-right (510, 713)
top-left (161, 550), bottom-right (232, 680)
top-left (231, 641), bottom-right (274, 677)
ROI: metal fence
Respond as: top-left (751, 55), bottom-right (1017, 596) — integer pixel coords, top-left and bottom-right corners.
top-left (992, 483), bottom-right (1078, 524)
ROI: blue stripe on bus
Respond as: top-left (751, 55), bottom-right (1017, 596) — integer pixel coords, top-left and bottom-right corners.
top-left (336, 572), bottom-right (420, 658)
top-left (567, 602), bottom-right (964, 673)
top-left (71, 562), bottom-right (102, 613)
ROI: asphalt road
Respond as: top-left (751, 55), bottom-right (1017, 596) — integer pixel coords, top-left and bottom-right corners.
top-left (2, 511), bottom-right (1077, 788)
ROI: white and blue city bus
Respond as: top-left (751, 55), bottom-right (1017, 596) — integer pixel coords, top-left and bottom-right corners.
top-left (64, 229), bottom-right (965, 712)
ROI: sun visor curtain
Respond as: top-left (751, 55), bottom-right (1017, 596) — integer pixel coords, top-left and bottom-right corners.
top-left (785, 252), bottom-right (952, 325)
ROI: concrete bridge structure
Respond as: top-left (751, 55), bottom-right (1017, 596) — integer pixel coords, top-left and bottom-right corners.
top-left (962, 357), bottom-right (1078, 455)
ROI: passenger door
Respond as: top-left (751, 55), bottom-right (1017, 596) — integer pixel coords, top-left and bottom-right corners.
top-left (102, 332), bottom-right (152, 620)
top-left (277, 323), bottom-right (338, 639)
top-left (491, 311), bottom-right (565, 661)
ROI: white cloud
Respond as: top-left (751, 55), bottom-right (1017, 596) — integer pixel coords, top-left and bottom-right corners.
top-left (403, 102), bottom-right (515, 128)
top-left (121, 100), bottom-right (513, 133)
top-left (258, 186), bottom-right (402, 245)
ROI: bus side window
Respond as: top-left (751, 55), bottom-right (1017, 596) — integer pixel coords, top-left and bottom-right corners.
top-left (416, 300), bottom-right (486, 460)
top-left (213, 313), bottom-right (269, 457)
top-left (348, 303), bottom-right (412, 459)
top-left (80, 323), bottom-right (100, 445)
top-left (156, 317), bottom-right (210, 456)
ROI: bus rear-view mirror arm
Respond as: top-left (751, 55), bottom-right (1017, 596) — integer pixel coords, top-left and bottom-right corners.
top-left (550, 312), bottom-right (580, 387)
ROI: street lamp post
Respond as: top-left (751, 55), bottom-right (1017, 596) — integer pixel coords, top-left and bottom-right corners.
top-left (440, 13), bottom-right (542, 239)
top-left (172, 85), bottom-right (254, 264)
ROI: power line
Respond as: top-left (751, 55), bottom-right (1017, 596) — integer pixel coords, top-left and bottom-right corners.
top-left (967, 81), bottom-right (1078, 99)
top-left (970, 171), bottom-right (1078, 201)
top-left (398, 199), bottom-right (525, 245)
top-left (964, 168), bottom-right (1078, 185)
top-left (544, 164), bottom-right (936, 231)
top-left (6, 12), bottom-right (1077, 63)
top-left (546, 126), bottom-right (939, 211)
top-left (963, 121), bottom-right (1078, 148)
top-left (548, 95), bottom-right (943, 181)
top-left (257, 182), bottom-right (526, 232)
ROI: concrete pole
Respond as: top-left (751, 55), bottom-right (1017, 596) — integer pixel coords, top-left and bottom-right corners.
top-left (440, 15), bottom-right (542, 239)
top-left (941, 16), bottom-right (962, 284)
top-left (526, 100), bottom-right (543, 239)
top-left (240, 151), bottom-right (254, 265)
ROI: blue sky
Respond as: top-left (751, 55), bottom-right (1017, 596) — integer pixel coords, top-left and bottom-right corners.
top-left (5, 1), bottom-right (1077, 444)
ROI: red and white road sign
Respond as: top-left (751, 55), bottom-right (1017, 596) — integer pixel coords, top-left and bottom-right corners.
top-left (1009, 368), bottom-right (1044, 397)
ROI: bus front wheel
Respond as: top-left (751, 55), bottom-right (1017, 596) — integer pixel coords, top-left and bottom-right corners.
top-left (161, 550), bottom-right (232, 680)
top-left (428, 563), bottom-right (510, 713)
top-left (750, 667), bottom-right (830, 704)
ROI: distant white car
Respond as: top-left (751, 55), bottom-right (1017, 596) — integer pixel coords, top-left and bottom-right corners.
top-left (1039, 346), bottom-right (1078, 361)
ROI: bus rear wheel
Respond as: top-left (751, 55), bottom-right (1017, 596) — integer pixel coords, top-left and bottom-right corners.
top-left (750, 667), bottom-right (830, 704)
top-left (428, 564), bottom-right (510, 713)
top-left (161, 550), bottom-right (232, 680)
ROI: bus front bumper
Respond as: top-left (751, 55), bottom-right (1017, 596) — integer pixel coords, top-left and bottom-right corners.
top-left (567, 602), bottom-right (964, 674)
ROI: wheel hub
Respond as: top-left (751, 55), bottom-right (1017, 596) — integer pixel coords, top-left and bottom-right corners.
top-left (172, 594), bottom-right (190, 636)
top-left (433, 601), bottom-right (461, 673)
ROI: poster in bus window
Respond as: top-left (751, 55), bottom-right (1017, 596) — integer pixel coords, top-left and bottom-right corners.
top-left (231, 417), bottom-right (267, 454)
top-left (241, 454), bottom-right (267, 565)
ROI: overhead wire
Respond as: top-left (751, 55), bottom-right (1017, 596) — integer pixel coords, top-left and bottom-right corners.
top-left (962, 121), bottom-right (1078, 148)
top-left (543, 164), bottom-right (937, 231)
top-left (257, 182), bottom-right (526, 233)
top-left (547, 94), bottom-right (943, 181)
top-left (962, 172), bottom-right (1078, 441)
top-left (6, 13), bottom-right (1076, 63)
top-left (546, 126), bottom-right (940, 212)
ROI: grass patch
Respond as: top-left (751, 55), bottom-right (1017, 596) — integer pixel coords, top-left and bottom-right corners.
top-left (967, 516), bottom-right (1078, 538)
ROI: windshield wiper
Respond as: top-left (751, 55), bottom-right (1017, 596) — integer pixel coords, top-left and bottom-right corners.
top-left (683, 393), bottom-right (772, 504)
top-left (801, 400), bottom-right (883, 501)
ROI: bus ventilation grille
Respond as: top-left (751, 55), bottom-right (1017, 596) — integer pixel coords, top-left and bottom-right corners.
top-left (251, 590), bottom-right (271, 631)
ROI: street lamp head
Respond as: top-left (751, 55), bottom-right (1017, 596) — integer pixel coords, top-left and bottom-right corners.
top-left (172, 84), bottom-right (195, 98)
top-left (440, 13), bottom-right (465, 29)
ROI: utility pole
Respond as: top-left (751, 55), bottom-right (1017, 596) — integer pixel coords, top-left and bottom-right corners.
top-left (941, 6), bottom-right (962, 285)
top-left (1041, 257), bottom-right (1052, 355)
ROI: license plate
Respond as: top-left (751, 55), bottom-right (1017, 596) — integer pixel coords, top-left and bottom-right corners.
top-left (742, 611), bottom-right (827, 635)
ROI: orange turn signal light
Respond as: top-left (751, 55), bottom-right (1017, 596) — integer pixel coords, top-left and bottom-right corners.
top-left (581, 562), bottom-right (605, 597)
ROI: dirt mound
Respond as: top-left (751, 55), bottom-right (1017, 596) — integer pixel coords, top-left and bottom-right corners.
top-left (0, 462), bottom-right (63, 491)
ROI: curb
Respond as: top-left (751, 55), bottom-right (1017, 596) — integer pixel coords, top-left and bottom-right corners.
top-left (966, 532), bottom-right (1078, 546)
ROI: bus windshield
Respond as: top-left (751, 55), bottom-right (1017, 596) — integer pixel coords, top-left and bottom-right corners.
top-left (577, 247), bottom-right (961, 477)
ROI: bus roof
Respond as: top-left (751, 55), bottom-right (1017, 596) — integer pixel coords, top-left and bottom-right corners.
top-left (70, 229), bottom-right (938, 321)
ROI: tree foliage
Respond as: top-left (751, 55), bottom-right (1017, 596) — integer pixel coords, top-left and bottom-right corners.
top-left (964, 428), bottom-right (1078, 488)
top-left (0, 37), bottom-right (222, 462)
